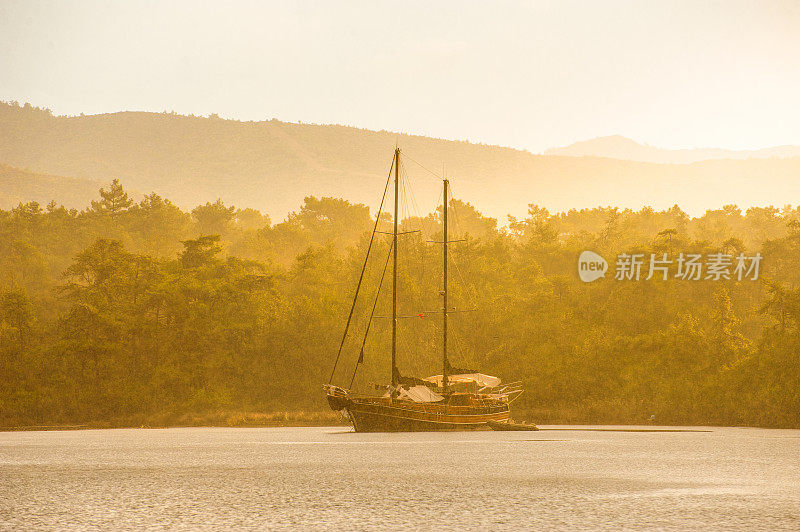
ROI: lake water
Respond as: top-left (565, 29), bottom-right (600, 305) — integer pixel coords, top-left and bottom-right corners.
top-left (1, 426), bottom-right (798, 530)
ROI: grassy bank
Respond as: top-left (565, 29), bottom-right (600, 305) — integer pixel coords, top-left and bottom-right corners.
top-left (1, 410), bottom-right (348, 431)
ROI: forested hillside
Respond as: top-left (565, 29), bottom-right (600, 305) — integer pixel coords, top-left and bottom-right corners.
top-left (1, 180), bottom-right (799, 428)
top-left (4, 101), bottom-right (800, 220)
top-left (0, 164), bottom-right (104, 210)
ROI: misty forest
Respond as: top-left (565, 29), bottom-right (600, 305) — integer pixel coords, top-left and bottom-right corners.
top-left (1, 174), bottom-right (799, 429)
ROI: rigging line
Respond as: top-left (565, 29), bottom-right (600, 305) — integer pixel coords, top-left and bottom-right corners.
top-left (359, 319), bottom-right (390, 393)
top-left (400, 161), bottom-right (427, 316)
top-left (399, 314), bottom-right (427, 380)
top-left (428, 307), bottom-right (462, 374)
top-left (450, 245), bottom-right (480, 312)
top-left (449, 180), bottom-right (475, 240)
top-left (402, 151), bottom-right (445, 182)
top-left (349, 239), bottom-right (394, 389)
top-left (398, 162), bottom-right (431, 377)
top-left (328, 156), bottom-right (394, 385)
top-left (416, 202), bottom-right (428, 318)
top-left (436, 296), bottom-right (467, 368)
top-left (450, 227), bottom-right (481, 311)
top-left (400, 160), bottom-right (427, 311)
top-left (402, 157), bottom-right (423, 220)
top-left (396, 160), bottom-right (419, 377)
top-left (451, 327), bottom-right (471, 369)
top-left (402, 159), bottom-right (421, 229)
top-left (400, 160), bottom-right (411, 224)
top-left (406, 155), bottom-right (442, 238)
top-left (399, 168), bottom-right (425, 375)
top-left (424, 256), bottom-right (472, 370)
top-left (446, 182), bottom-right (482, 310)
top-left (447, 180), bottom-right (466, 239)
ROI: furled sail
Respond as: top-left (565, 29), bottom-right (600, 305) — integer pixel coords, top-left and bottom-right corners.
top-left (423, 373), bottom-right (502, 389)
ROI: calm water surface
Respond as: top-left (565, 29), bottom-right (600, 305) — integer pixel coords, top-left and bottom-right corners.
top-left (1, 426), bottom-right (798, 530)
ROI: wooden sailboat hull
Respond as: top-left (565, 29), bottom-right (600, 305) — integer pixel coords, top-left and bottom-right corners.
top-left (345, 398), bottom-right (510, 432)
top-left (324, 150), bottom-right (527, 431)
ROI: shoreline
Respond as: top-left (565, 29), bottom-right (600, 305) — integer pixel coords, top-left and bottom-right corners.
top-left (2, 409), bottom-right (797, 432)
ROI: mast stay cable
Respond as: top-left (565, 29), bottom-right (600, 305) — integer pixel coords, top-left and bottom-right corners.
top-left (327, 157), bottom-right (394, 385)
top-left (349, 239), bottom-right (393, 389)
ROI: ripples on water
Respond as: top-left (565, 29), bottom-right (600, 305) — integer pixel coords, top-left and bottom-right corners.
top-left (1, 426), bottom-right (798, 530)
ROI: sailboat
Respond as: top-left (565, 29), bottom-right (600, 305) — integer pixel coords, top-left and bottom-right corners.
top-left (324, 149), bottom-right (522, 432)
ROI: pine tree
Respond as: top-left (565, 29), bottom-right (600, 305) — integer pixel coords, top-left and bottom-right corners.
top-left (91, 179), bottom-right (132, 214)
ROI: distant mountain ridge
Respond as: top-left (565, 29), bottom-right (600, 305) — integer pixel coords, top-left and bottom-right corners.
top-left (545, 135), bottom-right (800, 164)
top-left (2, 102), bottom-right (800, 219)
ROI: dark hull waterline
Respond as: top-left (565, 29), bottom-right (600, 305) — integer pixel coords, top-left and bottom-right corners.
top-left (345, 400), bottom-right (510, 432)
top-left (487, 420), bottom-right (540, 431)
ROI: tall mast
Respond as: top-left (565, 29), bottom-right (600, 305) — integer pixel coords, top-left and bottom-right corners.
top-left (442, 179), bottom-right (449, 390)
top-left (391, 148), bottom-right (399, 387)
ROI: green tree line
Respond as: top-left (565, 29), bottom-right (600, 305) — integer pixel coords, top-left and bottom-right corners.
top-left (1, 180), bottom-right (798, 427)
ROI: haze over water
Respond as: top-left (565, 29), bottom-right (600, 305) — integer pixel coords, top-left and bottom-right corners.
top-left (1, 426), bottom-right (798, 530)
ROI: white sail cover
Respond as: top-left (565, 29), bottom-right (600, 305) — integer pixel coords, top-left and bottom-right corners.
top-left (397, 385), bottom-right (444, 403)
top-left (423, 373), bottom-right (501, 388)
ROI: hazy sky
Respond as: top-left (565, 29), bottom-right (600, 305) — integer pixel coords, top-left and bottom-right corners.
top-left (2, 0), bottom-right (799, 152)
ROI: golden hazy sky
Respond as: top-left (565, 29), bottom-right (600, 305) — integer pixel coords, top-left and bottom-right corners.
top-left (1, 0), bottom-right (799, 152)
